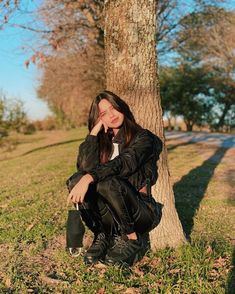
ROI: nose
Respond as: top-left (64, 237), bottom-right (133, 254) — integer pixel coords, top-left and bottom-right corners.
top-left (109, 109), bottom-right (115, 118)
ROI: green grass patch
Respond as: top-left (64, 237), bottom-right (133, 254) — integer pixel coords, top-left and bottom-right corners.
top-left (0, 129), bottom-right (234, 293)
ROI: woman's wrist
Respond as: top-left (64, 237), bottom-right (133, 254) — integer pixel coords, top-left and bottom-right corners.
top-left (84, 173), bottom-right (94, 183)
top-left (90, 131), bottom-right (97, 136)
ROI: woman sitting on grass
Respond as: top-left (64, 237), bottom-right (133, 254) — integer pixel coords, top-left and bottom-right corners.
top-left (66, 90), bottom-right (162, 266)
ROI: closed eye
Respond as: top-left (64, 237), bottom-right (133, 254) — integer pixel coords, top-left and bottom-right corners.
top-left (99, 105), bottom-right (114, 117)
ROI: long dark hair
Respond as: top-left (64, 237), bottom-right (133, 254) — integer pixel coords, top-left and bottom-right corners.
top-left (88, 90), bottom-right (142, 163)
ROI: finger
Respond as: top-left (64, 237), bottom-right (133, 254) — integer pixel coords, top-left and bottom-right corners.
top-left (102, 121), bottom-right (108, 133)
top-left (68, 192), bottom-right (78, 204)
top-left (71, 193), bottom-right (81, 204)
top-left (77, 195), bottom-right (82, 204)
top-left (68, 196), bottom-right (76, 205)
top-left (95, 117), bottom-right (101, 125)
top-left (67, 193), bottom-right (73, 204)
top-left (78, 196), bottom-right (84, 204)
top-left (79, 191), bottom-right (87, 203)
top-left (73, 194), bottom-right (81, 204)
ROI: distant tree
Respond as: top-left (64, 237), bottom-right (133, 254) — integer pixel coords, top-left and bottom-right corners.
top-left (37, 49), bottom-right (105, 127)
top-left (160, 64), bottom-right (213, 131)
top-left (0, 91), bottom-right (29, 135)
top-left (207, 71), bottom-right (235, 131)
top-left (175, 6), bottom-right (235, 131)
top-left (36, 0), bottom-right (105, 126)
top-left (6, 99), bottom-right (28, 132)
top-left (0, 92), bottom-right (8, 138)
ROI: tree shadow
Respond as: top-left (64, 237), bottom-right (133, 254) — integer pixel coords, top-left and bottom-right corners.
top-left (0, 138), bottom-right (85, 163)
top-left (166, 131), bottom-right (235, 149)
top-left (167, 141), bottom-right (194, 152)
top-left (21, 138), bottom-right (84, 156)
top-left (173, 139), bottom-right (232, 239)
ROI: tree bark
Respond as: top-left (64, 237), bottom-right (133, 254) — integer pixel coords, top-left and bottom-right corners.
top-left (185, 121), bottom-right (193, 132)
top-left (216, 103), bottom-right (231, 131)
top-left (104, 0), bottom-right (186, 249)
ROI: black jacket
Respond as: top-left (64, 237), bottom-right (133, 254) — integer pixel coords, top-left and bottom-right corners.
top-left (76, 125), bottom-right (162, 193)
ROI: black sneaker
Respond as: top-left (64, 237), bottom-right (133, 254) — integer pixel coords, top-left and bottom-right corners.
top-left (105, 234), bottom-right (142, 266)
top-left (84, 232), bottom-right (110, 265)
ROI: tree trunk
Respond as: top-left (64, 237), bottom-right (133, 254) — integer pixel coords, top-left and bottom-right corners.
top-left (166, 113), bottom-right (172, 131)
top-left (216, 103), bottom-right (231, 131)
top-left (185, 121), bottom-right (193, 132)
top-left (104, 0), bottom-right (186, 249)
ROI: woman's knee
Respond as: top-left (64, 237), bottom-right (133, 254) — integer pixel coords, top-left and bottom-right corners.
top-left (96, 176), bottom-right (125, 198)
top-left (96, 177), bottom-right (139, 215)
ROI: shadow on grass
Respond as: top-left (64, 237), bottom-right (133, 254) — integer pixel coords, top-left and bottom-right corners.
top-left (173, 139), bottom-right (232, 239)
top-left (226, 247), bottom-right (235, 294)
top-left (21, 138), bottom-right (84, 156)
top-left (166, 131), bottom-right (235, 149)
top-left (167, 141), bottom-right (194, 152)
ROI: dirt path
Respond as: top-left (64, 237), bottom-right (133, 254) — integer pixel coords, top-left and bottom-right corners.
top-left (165, 131), bottom-right (235, 149)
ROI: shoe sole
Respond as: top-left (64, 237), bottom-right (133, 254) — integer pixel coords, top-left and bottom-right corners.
top-left (105, 249), bottom-right (142, 266)
top-left (84, 254), bottom-right (106, 265)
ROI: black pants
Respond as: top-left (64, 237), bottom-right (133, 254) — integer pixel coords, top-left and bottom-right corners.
top-left (66, 172), bottom-right (156, 235)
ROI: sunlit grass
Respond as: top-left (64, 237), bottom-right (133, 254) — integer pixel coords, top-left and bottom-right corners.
top-left (0, 129), bottom-right (234, 293)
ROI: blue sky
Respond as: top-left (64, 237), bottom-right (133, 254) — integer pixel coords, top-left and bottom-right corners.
top-left (0, 0), bottom-right (51, 121)
top-left (0, 30), bottom-right (51, 121)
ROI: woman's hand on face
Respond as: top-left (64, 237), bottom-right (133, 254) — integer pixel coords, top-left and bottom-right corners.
top-left (67, 174), bottom-right (94, 204)
top-left (90, 118), bottom-right (108, 136)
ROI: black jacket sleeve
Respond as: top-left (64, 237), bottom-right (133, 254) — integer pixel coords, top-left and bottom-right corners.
top-left (76, 134), bottom-right (100, 171)
top-left (88, 129), bottom-right (159, 183)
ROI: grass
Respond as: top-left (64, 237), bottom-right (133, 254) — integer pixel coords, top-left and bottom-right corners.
top-left (0, 128), bottom-right (234, 293)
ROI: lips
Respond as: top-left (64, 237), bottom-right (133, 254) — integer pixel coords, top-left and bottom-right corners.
top-left (111, 117), bottom-right (119, 123)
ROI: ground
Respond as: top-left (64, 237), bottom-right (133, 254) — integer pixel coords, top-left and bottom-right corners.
top-left (0, 128), bottom-right (234, 293)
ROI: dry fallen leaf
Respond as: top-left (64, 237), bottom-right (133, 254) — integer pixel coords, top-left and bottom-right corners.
top-left (26, 221), bottom-right (38, 231)
top-left (0, 204), bottom-right (8, 209)
top-left (132, 266), bottom-right (144, 277)
top-left (93, 262), bottom-right (107, 270)
top-left (5, 278), bottom-right (11, 288)
top-left (83, 234), bottom-right (93, 249)
top-left (40, 275), bottom-right (67, 285)
top-left (93, 262), bottom-right (107, 278)
top-left (124, 288), bottom-right (141, 294)
top-left (149, 257), bottom-right (161, 268)
top-left (209, 269), bottom-right (220, 280)
top-left (206, 245), bottom-right (213, 254)
top-left (140, 255), bottom-right (151, 263)
top-left (96, 287), bottom-right (105, 294)
top-left (213, 256), bottom-right (227, 268)
top-left (169, 268), bottom-right (181, 274)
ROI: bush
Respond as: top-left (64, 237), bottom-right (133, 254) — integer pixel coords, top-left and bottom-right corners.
top-left (0, 127), bottom-right (8, 139)
top-left (0, 92), bottom-right (30, 134)
top-left (32, 116), bottom-right (60, 131)
top-left (18, 123), bottom-right (36, 135)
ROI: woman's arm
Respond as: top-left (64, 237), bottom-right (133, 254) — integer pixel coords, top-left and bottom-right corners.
top-left (76, 119), bottom-right (108, 171)
top-left (76, 134), bottom-right (100, 171)
top-left (88, 129), bottom-right (161, 183)
top-left (66, 135), bottom-right (98, 193)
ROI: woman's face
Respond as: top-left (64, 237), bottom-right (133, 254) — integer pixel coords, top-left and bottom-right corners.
top-left (98, 99), bottom-right (124, 129)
